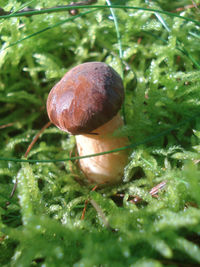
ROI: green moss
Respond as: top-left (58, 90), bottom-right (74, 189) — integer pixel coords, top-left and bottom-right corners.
top-left (0, 0), bottom-right (200, 266)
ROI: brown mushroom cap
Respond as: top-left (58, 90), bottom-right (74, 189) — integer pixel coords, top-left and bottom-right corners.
top-left (46, 62), bottom-right (124, 135)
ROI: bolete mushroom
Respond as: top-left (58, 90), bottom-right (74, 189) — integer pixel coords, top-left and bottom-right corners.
top-left (47, 62), bottom-right (129, 185)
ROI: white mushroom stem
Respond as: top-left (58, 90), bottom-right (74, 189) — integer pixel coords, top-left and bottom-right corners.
top-left (75, 113), bottom-right (129, 184)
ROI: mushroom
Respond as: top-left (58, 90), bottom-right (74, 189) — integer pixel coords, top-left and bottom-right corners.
top-left (46, 62), bottom-right (129, 185)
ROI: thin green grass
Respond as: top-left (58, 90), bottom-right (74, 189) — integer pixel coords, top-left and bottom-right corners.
top-left (0, 4), bottom-right (200, 26)
top-left (0, 9), bottom-right (98, 51)
top-left (0, 109), bottom-right (199, 163)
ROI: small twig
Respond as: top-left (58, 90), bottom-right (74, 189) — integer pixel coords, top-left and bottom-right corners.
top-left (174, 3), bottom-right (200, 12)
top-left (6, 121), bottom-right (52, 207)
top-left (132, 181), bottom-right (166, 203)
top-left (0, 0), bottom-right (97, 17)
top-left (132, 180), bottom-right (167, 203)
top-left (194, 159), bottom-right (200, 164)
top-left (115, 180), bottom-right (167, 204)
top-left (0, 122), bottom-right (15, 129)
top-left (5, 178), bottom-right (18, 206)
top-left (90, 199), bottom-right (111, 229)
top-left (81, 185), bottom-right (97, 220)
top-left (149, 180), bottom-right (167, 196)
top-left (81, 199), bottom-right (89, 220)
top-left (24, 121), bottom-right (52, 158)
top-left (191, 0), bottom-right (199, 10)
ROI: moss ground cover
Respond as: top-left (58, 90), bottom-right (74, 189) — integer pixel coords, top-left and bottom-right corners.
top-left (0, 0), bottom-right (200, 266)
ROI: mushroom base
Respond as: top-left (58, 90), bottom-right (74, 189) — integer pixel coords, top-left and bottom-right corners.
top-left (75, 113), bottom-right (129, 185)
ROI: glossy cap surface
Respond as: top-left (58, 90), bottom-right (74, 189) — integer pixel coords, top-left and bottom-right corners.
top-left (46, 62), bottom-right (124, 134)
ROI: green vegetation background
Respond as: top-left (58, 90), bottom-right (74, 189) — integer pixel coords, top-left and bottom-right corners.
top-left (0, 0), bottom-right (200, 266)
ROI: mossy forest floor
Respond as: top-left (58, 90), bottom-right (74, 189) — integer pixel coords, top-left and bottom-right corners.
top-left (0, 0), bottom-right (200, 266)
